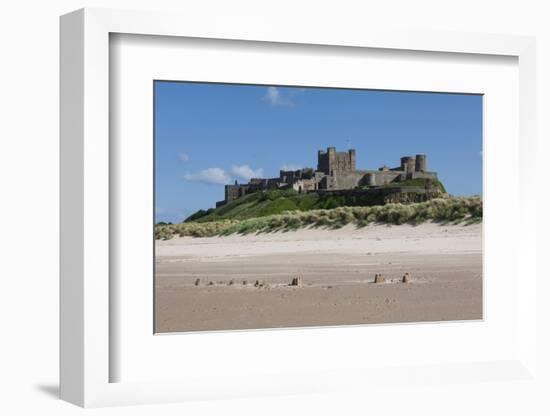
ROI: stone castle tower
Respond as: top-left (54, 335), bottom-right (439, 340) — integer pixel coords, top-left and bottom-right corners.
top-left (317, 147), bottom-right (356, 175)
top-left (400, 154), bottom-right (427, 174)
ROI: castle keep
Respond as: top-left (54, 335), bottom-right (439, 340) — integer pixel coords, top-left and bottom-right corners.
top-left (217, 147), bottom-right (438, 207)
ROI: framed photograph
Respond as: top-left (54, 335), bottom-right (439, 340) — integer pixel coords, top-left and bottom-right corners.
top-left (153, 81), bottom-right (483, 333)
top-left (60, 8), bottom-right (538, 408)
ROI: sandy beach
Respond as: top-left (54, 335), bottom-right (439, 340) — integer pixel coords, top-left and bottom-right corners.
top-left (155, 222), bottom-right (482, 333)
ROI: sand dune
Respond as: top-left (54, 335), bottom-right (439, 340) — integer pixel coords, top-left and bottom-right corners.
top-left (155, 222), bottom-right (482, 333)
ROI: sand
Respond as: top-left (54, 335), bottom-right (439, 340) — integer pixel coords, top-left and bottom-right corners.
top-left (155, 222), bottom-right (482, 333)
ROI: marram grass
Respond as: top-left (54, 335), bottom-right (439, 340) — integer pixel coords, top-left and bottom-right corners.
top-left (155, 196), bottom-right (482, 240)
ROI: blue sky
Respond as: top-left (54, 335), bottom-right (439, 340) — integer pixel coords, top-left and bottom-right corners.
top-left (155, 81), bottom-right (482, 223)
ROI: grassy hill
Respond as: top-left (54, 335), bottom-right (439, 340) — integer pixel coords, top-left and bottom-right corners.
top-left (186, 189), bottom-right (319, 223)
top-left (184, 178), bottom-right (447, 223)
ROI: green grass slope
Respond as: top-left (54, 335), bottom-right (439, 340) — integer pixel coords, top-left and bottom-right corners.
top-left (187, 189), bottom-right (320, 223)
top-left (185, 178), bottom-right (447, 223)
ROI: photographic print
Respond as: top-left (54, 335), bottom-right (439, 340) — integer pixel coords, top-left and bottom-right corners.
top-left (154, 82), bottom-right (482, 333)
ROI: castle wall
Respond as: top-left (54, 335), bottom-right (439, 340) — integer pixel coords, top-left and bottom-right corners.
top-left (408, 171), bottom-right (438, 180)
top-left (280, 168), bottom-right (315, 183)
top-left (292, 179), bottom-right (317, 193)
top-left (316, 186), bottom-right (442, 205)
top-left (367, 170), bottom-right (403, 186)
top-left (329, 171), bottom-right (367, 189)
top-left (217, 148), bottom-right (439, 206)
top-left (318, 175), bottom-right (335, 190)
top-left (225, 184), bottom-right (249, 203)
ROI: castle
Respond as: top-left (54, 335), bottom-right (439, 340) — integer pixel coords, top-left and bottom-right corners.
top-left (216, 147), bottom-right (438, 207)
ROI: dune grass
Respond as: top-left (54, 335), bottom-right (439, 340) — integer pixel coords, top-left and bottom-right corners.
top-left (155, 196), bottom-right (482, 240)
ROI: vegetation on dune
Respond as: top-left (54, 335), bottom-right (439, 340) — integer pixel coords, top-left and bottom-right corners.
top-left (155, 219), bottom-right (238, 240)
top-left (155, 196), bottom-right (482, 240)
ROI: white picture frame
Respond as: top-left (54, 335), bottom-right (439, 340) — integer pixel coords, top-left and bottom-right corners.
top-left (60, 7), bottom-right (538, 408)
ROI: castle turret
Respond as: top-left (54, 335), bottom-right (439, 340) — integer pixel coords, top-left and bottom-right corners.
top-left (366, 172), bottom-right (376, 186)
top-left (400, 156), bottom-right (416, 173)
top-left (348, 149), bottom-right (356, 171)
top-left (327, 147), bottom-right (336, 175)
top-left (415, 154), bottom-right (427, 172)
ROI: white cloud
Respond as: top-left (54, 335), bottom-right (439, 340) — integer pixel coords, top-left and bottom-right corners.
top-left (263, 87), bottom-right (294, 107)
top-left (231, 165), bottom-right (264, 180)
top-left (178, 152), bottom-right (190, 162)
top-left (183, 168), bottom-right (231, 185)
top-left (280, 164), bottom-right (303, 171)
top-left (183, 165), bottom-right (264, 185)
